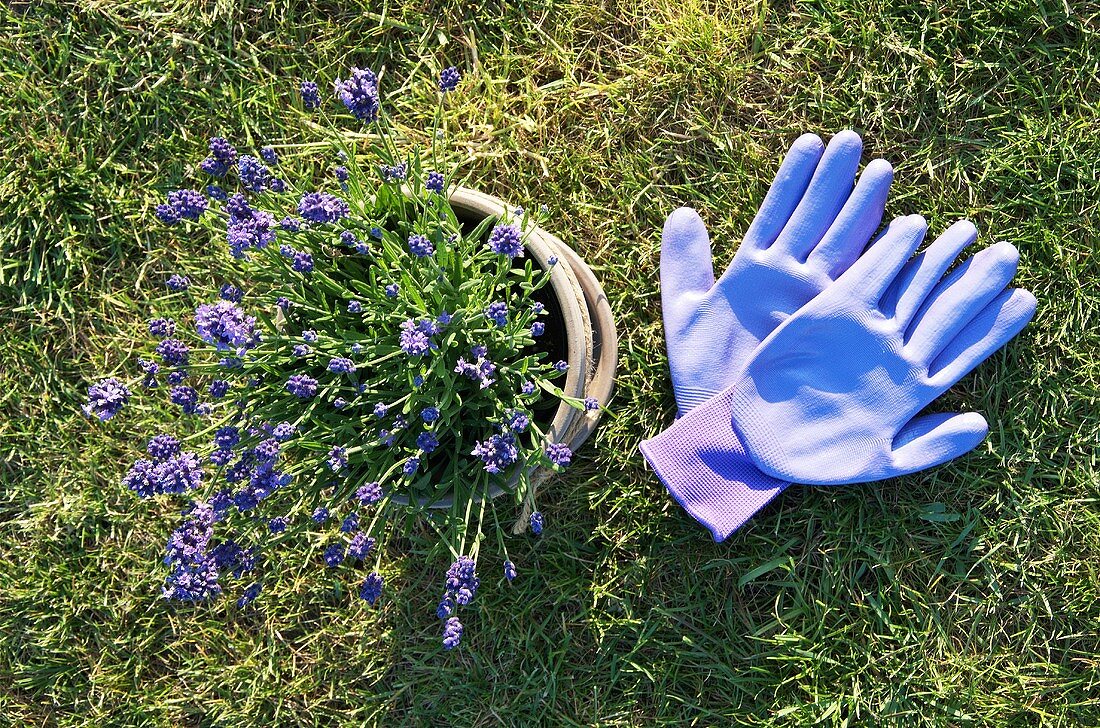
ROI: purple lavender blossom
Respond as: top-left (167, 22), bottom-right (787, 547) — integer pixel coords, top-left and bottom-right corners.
top-left (276, 296), bottom-right (291, 310)
top-left (139, 359), bottom-right (159, 388)
top-left (155, 203), bottom-right (179, 224)
top-left (504, 560), bottom-right (517, 582)
top-left (285, 374), bottom-right (318, 399)
top-left (163, 555), bottom-right (221, 602)
top-left (531, 322), bottom-right (545, 336)
top-left (333, 397), bottom-right (347, 409)
top-left (169, 385), bottom-right (199, 414)
top-left (437, 310), bottom-right (453, 325)
top-left (208, 379), bottom-right (230, 398)
top-left (341, 512), bottom-right (359, 533)
top-left (328, 446), bottom-right (347, 472)
top-left (403, 456), bottom-right (420, 475)
top-left (166, 274), bottom-right (190, 291)
top-left (260, 146), bottom-right (278, 165)
top-left (487, 223), bottom-right (523, 257)
top-left (484, 302), bottom-right (508, 327)
top-left (268, 516), bottom-right (287, 533)
top-left (166, 370), bottom-right (188, 385)
top-left (546, 442), bottom-right (573, 467)
top-left (152, 451), bottom-right (204, 495)
top-left (407, 233), bottom-right (434, 258)
top-left (553, 360), bottom-right (568, 372)
top-left (454, 355), bottom-right (497, 389)
top-left (206, 184), bottom-right (227, 201)
top-left (237, 155), bottom-right (272, 192)
top-left (254, 438), bottom-right (280, 462)
top-left (439, 66), bottom-right (461, 93)
top-left (273, 422), bottom-right (296, 441)
top-left (360, 572), bottom-right (383, 605)
top-left (219, 283), bottom-right (244, 302)
top-left (280, 217), bottom-right (302, 232)
top-left (384, 283), bottom-right (399, 298)
top-left (530, 511), bottom-right (544, 535)
top-left (327, 357), bottom-right (355, 374)
top-left (521, 380), bottom-right (536, 395)
top-left (297, 191), bottom-right (350, 224)
top-left (323, 542), bottom-right (346, 567)
top-left (505, 409), bottom-right (530, 433)
top-left (347, 299), bottom-right (362, 313)
top-left (161, 189), bottom-right (208, 222)
top-left (214, 426), bottom-right (240, 451)
top-left (584, 397), bottom-right (599, 411)
top-left (237, 582), bottom-right (262, 607)
top-left (225, 197), bottom-right (276, 258)
top-left (349, 532), bottom-right (375, 560)
top-left (195, 301), bottom-right (259, 352)
top-left (209, 449), bottom-right (232, 467)
top-left (147, 433), bottom-right (181, 461)
top-left (471, 432), bottom-right (518, 474)
top-left (357, 482), bottom-right (383, 504)
top-left (399, 319), bottom-right (434, 357)
top-left (83, 377), bottom-right (131, 421)
top-left (292, 344), bottom-right (310, 357)
top-left (373, 403), bottom-right (388, 418)
top-left (209, 136), bottom-right (237, 165)
top-left (445, 556), bottom-right (479, 605)
top-left (335, 67), bottom-right (380, 121)
top-left (300, 80), bottom-right (321, 109)
top-left (421, 407), bottom-right (440, 423)
top-left (425, 170), bottom-right (445, 194)
top-left (302, 330), bottom-right (318, 343)
top-left (442, 617), bottom-right (463, 649)
top-left (379, 163), bottom-right (407, 182)
top-left (416, 431), bottom-right (439, 454)
top-left (291, 250), bottom-right (314, 273)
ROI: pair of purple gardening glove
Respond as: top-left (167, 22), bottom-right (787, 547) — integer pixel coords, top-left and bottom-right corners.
top-left (640, 131), bottom-right (1037, 540)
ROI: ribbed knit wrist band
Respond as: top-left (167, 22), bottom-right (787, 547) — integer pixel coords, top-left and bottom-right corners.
top-left (639, 391), bottom-right (789, 542)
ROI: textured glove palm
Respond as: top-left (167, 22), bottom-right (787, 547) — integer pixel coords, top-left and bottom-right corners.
top-left (663, 130), bottom-right (893, 414)
top-left (642, 214), bottom-right (1036, 538)
top-left (656, 130), bottom-right (894, 538)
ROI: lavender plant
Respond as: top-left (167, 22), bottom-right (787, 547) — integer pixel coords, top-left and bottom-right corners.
top-left (83, 65), bottom-right (591, 650)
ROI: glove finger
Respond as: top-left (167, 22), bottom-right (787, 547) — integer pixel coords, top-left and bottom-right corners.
top-left (739, 133), bottom-right (825, 252)
top-left (880, 220), bottom-right (977, 326)
top-left (889, 412), bottom-right (989, 476)
top-left (905, 241), bottom-right (1019, 365)
top-left (837, 214), bottom-right (928, 301)
top-left (767, 129), bottom-right (863, 261)
top-left (927, 287), bottom-right (1036, 389)
top-left (661, 207), bottom-right (716, 307)
top-left (806, 157), bottom-right (893, 276)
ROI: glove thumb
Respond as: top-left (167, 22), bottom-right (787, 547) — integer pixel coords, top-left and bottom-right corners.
top-left (889, 411), bottom-right (989, 476)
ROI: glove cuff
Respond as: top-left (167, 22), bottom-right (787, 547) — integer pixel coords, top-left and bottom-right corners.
top-left (640, 391), bottom-right (790, 541)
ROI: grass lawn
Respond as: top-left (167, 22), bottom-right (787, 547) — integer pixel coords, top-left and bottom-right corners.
top-left (2, 0), bottom-right (1098, 724)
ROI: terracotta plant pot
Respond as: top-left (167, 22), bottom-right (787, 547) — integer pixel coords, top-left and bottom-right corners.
top-left (390, 187), bottom-right (617, 511)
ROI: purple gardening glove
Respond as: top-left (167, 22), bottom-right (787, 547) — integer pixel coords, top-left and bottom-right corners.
top-left (654, 130), bottom-right (893, 540)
